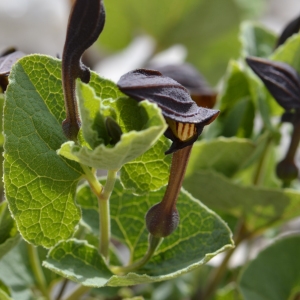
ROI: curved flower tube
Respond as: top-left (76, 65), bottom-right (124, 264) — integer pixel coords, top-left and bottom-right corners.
top-left (118, 68), bottom-right (219, 238)
top-left (62, 0), bottom-right (106, 141)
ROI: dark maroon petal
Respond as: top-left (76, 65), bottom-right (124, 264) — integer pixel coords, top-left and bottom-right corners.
top-left (281, 111), bottom-right (300, 124)
top-left (61, 0), bottom-right (105, 141)
top-left (152, 63), bottom-right (217, 108)
top-left (0, 50), bottom-right (25, 76)
top-left (0, 49), bottom-right (25, 91)
top-left (118, 68), bottom-right (220, 154)
top-left (276, 14), bottom-right (300, 48)
top-left (117, 69), bottom-right (218, 123)
top-left (246, 57), bottom-right (300, 110)
top-left (63, 0), bottom-right (105, 68)
top-left (151, 63), bottom-right (211, 93)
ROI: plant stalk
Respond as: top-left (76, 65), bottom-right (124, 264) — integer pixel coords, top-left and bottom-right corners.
top-left (97, 169), bottom-right (118, 261)
top-left (0, 201), bottom-right (8, 226)
top-left (161, 145), bottom-right (193, 212)
top-left (82, 165), bottom-right (118, 260)
top-left (200, 221), bottom-right (246, 300)
top-left (98, 192), bottom-right (111, 260)
top-left (62, 285), bottom-right (91, 300)
top-left (111, 235), bottom-right (162, 274)
top-left (55, 279), bottom-right (69, 300)
top-left (27, 243), bottom-right (49, 300)
top-left (253, 134), bottom-right (273, 186)
top-left (294, 292), bottom-right (300, 300)
top-left (196, 132), bottom-right (273, 300)
top-left (286, 121), bottom-right (300, 162)
top-left (81, 164), bottom-right (102, 195)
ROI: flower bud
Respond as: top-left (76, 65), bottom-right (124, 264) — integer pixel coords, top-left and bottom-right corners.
top-left (145, 202), bottom-right (179, 238)
top-left (276, 159), bottom-right (298, 184)
top-left (105, 116), bottom-right (122, 144)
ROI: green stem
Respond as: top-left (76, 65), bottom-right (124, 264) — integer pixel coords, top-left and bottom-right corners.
top-left (111, 235), bottom-right (162, 274)
top-left (99, 169), bottom-right (118, 201)
top-left (98, 193), bottom-right (110, 260)
top-left (27, 243), bottom-right (49, 300)
top-left (285, 121), bottom-right (300, 162)
top-left (0, 201), bottom-right (8, 226)
top-left (83, 165), bottom-right (118, 261)
top-left (98, 169), bottom-right (118, 261)
top-left (55, 279), bottom-right (69, 300)
top-left (253, 134), bottom-right (273, 186)
top-left (282, 181), bottom-right (291, 188)
top-left (81, 164), bottom-right (102, 195)
top-left (62, 285), bottom-right (90, 300)
top-left (199, 220), bottom-right (246, 300)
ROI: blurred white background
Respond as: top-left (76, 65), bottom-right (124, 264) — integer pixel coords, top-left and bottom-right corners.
top-left (0, 0), bottom-right (300, 81)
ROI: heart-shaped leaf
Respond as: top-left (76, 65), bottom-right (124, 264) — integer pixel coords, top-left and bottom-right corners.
top-left (184, 170), bottom-right (300, 232)
top-left (43, 179), bottom-right (233, 287)
top-left (186, 138), bottom-right (256, 178)
top-left (4, 55), bottom-right (84, 247)
top-left (120, 135), bottom-right (171, 194)
top-left (58, 81), bottom-right (167, 170)
top-left (239, 235), bottom-right (300, 300)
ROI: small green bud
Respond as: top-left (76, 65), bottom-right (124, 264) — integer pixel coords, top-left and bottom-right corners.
top-left (105, 116), bottom-right (122, 144)
top-left (145, 202), bottom-right (179, 238)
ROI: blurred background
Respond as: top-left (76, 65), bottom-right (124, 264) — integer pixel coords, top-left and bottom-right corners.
top-left (1, 1), bottom-right (300, 299)
top-left (0, 0), bottom-right (300, 85)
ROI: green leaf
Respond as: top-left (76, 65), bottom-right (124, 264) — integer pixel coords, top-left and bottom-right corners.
top-left (77, 81), bottom-right (108, 148)
top-left (185, 137), bottom-right (256, 178)
top-left (54, 179), bottom-right (233, 287)
top-left (239, 235), bottom-right (300, 300)
top-left (4, 55), bottom-right (84, 247)
top-left (216, 60), bottom-right (255, 138)
top-left (76, 75), bottom-right (124, 148)
top-left (222, 97), bottom-right (255, 138)
top-left (0, 240), bottom-right (59, 300)
top-left (184, 170), bottom-right (300, 232)
top-left (120, 136), bottom-right (171, 194)
top-left (159, 0), bottom-right (242, 84)
top-left (0, 201), bottom-right (20, 259)
top-left (239, 21), bottom-right (277, 58)
top-left (0, 289), bottom-right (12, 300)
top-left (235, 133), bottom-right (281, 188)
top-left (58, 83), bottom-right (167, 171)
top-left (218, 60), bottom-right (252, 112)
top-left (271, 33), bottom-right (300, 74)
top-left (43, 239), bottom-right (113, 286)
top-left (0, 94), bottom-right (4, 146)
top-left (0, 280), bottom-right (12, 300)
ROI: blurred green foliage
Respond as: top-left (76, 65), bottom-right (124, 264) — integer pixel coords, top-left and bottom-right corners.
top-left (99, 0), bottom-right (267, 84)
